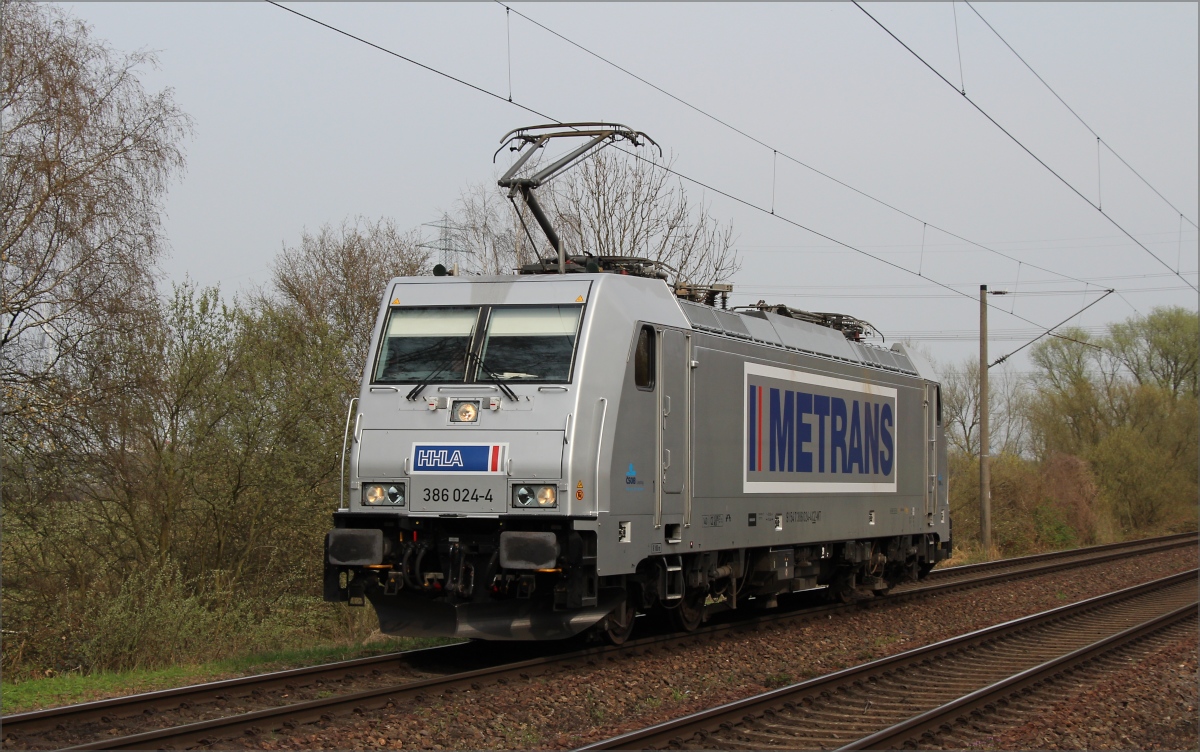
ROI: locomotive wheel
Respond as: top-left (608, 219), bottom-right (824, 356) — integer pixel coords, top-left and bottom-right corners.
top-left (670, 589), bottom-right (706, 632)
top-left (831, 573), bottom-right (856, 604)
top-left (604, 597), bottom-right (637, 645)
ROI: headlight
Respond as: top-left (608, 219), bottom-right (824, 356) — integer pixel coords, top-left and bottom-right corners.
top-left (513, 485), bottom-right (557, 508)
top-left (514, 486), bottom-right (534, 507)
top-left (363, 483), bottom-right (405, 505)
top-left (364, 484), bottom-right (387, 505)
top-left (451, 400), bottom-right (479, 423)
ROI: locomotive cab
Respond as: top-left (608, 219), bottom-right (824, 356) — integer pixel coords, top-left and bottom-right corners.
top-left (325, 272), bottom-right (683, 639)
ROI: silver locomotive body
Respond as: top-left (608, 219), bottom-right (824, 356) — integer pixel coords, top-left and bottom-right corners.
top-left (325, 272), bottom-right (950, 640)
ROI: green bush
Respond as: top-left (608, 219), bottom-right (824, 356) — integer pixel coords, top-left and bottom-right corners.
top-left (77, 561), bottom-right (387, 674)
top-left (84, 563), bottom-right (235, 672)
top-left (1032, 503), bottom-right (1077, 550)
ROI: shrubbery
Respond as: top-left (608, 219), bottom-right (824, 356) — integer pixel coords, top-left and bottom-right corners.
top-left (944, 308), bottom-right (1198, 561)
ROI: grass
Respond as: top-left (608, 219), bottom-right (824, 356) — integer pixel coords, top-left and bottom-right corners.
top-left (1, 636), bottom-right (458, 714)
top-left (585, 690), bottom-right (607, 722)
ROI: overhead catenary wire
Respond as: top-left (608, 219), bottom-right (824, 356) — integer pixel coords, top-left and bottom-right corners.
top-left (265, 1), bottom-right (558, 122)
top-left (495, 3), bottom-right (1191, 330)
top-left (1010, 261), bottom-right (1021, 314)
top-left (267, 0), bottom-right (1113, 353)
top-left (952, 1), bottom-right (966, 94)
top-left (918, 222), bottom-right (927, 277)
top-left (493, 1), bottom-right (1103, 294)
top-left (734, 285), bottom-right (1185, 299)
top-left (771, 150), bottom-right (777, 215)
top-left (609, 140), bottom-right (1110, 351)
top-left (739, 232), bottom-right (1197, 252)
top-left (965, 1), bottom-right (1199, 231)
top-left (1179, 214), bottom-right (1185, 273)
top-left (505, 6), bottom-right (512, 101)
top-left (991, 290), bottom-right (1113, 366)
top-left (738, 271), bottom-right (1190, 288)
top-left (1114, 290), bottom-right (1143, 319)
top-left (853, 2), bottom-right (1199, 294)
top-left (868, 325), bottom-right (1111, 342)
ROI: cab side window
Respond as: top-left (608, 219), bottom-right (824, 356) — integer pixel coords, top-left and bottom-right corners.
top-left (634, 326), bottom-right (655, 390)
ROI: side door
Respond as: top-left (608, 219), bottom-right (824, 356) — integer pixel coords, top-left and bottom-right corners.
top-left (924, 383), bottom-right (939, 519)
top-left (657, 328), bottom-right (692, 534)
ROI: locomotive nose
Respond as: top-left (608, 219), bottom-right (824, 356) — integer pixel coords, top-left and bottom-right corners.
top-left (356, 423), bottom-right (569, 515)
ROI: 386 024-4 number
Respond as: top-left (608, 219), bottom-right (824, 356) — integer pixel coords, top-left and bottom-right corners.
top-left (422, 487), bottom-right (495, 503)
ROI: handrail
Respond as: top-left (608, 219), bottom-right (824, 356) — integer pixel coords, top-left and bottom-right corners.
top-left (339, 397), bottom-right (359, 510)
top-left (593, 398), bottom-right (607, 517)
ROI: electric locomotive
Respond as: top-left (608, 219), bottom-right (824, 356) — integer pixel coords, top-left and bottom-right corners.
top-left (323, 125), bottom-right (951, 642)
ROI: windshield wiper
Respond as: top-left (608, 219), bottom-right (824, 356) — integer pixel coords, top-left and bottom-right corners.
top-left (467, 351), bottom-right (518, 402)
top-left (405, 346), bottom-right (464, 401)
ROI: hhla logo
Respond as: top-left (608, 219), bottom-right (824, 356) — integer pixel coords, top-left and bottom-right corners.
top-left (417, 449), bottom-right (465, 468)
top-left (624, 463), bottom-right (646, 491)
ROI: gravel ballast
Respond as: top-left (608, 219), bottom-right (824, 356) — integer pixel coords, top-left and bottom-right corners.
top-left (248, 547), bottom-right (1196, 751)
top-left (977, 630), bottom-right (1198, 751)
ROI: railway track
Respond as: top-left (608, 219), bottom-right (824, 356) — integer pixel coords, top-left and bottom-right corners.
top-left (921, 530), bottom-right (1196, 585)
top-left (580, 570), bottom-right (1198, 750)
top-left (904, 615), bottom-right (1197, 749)
top-left (2, 532), bottom-right (1193, 750)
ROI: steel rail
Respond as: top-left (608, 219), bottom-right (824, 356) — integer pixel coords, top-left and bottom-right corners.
top-left (58, 637), bottom-right (684, 750)
top-left (840, 601), bottom-right (1198, 750)
top-left (885, 532), bottom-right (1194, 601)
top-left (0, 641), bottom-right (476, 736)
top-left (577, 569), bottom-right (1198, 750)
top-left (6, 532), bottom-right (1192, 748)
top-left (925, 530), bottom-right (1196, 581)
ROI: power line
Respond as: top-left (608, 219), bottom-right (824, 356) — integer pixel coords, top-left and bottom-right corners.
top-left (737, 285), bottom-right (1188, 299)
top-left (951, 2), bottom-right (966, 94)
top-left (265, 1), bottom-right (557, 122)
top-left (495, 1), bottom-right (1101, 292)
top-left (879, 325), bottom-right (1110, 342)
top-left (965, 1), bottom-right (1198, 231)
top-left (853, 2), bottom-right (1199, 295)
top-left (737, 228), bottom-right (1196, 250)
top-left (992, 290), bottom-right (1113, 366)
top-left (741, 232), bottom-right (1198, 252)
top-left (610, 141), bottom-right (1112, 350)
top-left (266, 0), bottom-right (1112, 353)
top-left (741, 241), bottom-right (1199, 256)
top-left (738, 271), bottom-right (1193, 289)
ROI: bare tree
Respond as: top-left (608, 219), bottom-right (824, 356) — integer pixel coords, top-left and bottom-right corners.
top-left (938, 357), bottom-right (1029, 457)
top-left (449, 150), bottom-right (740, 284)
top-left (1, 0), bottom-right (192, 418)
top-left (448, 182), bottom-right (536, 276)
top-left (551, 150), bottom-right (739, 286)
top-left (270, 216), bottom-right (430, 370)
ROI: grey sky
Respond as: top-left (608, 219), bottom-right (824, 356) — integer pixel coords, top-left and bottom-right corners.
top-left (62, 2), bottom-right (1198, 372)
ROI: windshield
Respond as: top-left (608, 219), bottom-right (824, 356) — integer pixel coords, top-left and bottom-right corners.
top-left (373, 307), bottom-right (479, 383)
top-left (479, 306), bottom-right (583, 382)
